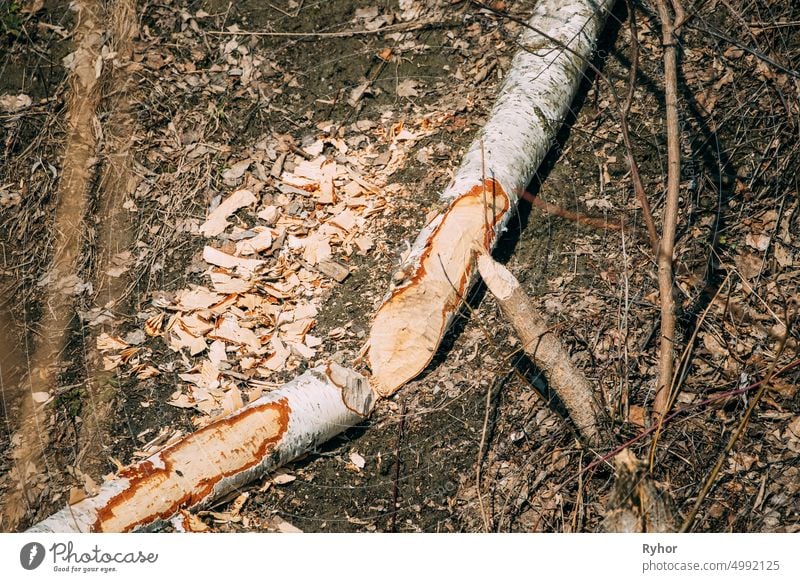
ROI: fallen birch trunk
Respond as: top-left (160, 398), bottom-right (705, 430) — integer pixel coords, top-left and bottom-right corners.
top-left (476, 253), bottom-right (604, 446)
top-left (367, 0), bottom-right (614, 396)
top-left (28, 364), bottom-right (373, 532)
top-left (29, 0), bottom-right (615, 532)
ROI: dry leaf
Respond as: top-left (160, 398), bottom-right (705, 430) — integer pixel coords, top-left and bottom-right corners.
top-left (103, 355), bottom-right (123, 371)
top-left (396, 79), bottom-right (420, 98)
top-left (222, 160), bottom-right (251, 184)
top-left (628, 405), bottom-right (646, 428)
top-left (745, 232), bottom-right (771, 251)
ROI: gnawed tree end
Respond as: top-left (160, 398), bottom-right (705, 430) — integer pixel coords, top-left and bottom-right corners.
top-left (368, 179), bottom-right (509, 396)
top-left (28, 364), bottom-right (374, 533)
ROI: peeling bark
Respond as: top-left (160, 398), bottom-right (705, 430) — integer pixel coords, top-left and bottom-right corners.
top-left (367, 0), bottom-right (614, 396)
top-left (28, 364), bottom-right (374, 532)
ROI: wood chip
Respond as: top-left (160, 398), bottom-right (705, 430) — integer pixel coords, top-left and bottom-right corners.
top-left (235, 227), bottom-right (274, 256)
top-left (257, 205), bottom-right (281, 226)
top-left (199, 189), bottom-right (256, 237)
top-left (175, 286), bottom-right (224, 311)
top-left (145, 312), bottom-right (165, 336)
top-left (317, 260), bottom-right (350, 282)
top-left (208, 315), bottom-right (261, 350)
top-left (203, 245), bottom-right (264, 275)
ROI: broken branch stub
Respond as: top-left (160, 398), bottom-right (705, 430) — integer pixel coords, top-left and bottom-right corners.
top-left (367, 0), bottom-right (614, 396)
top-left (477, 254), bottom-right (604, 447)
top-left (28, 364), bottom-right (374, 532)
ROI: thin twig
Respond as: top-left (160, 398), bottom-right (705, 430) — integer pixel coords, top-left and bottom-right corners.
top-left (649, 273), bottom-right (732, 471)
top-left (522, 190), bottom-right (623, 231)
top-left (653, 0), bottom-right (684, 420)
top-left (687, 21), bottom-right (800, 79)
top-left (389, 400), bottom-right (406, 533)
top-left (622, 0), bottom-right (660, 254)
top-left (476, 376), bottom-right (494, 533)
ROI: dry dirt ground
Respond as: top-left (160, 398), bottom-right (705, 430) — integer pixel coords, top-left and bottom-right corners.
top-left (0, 0), bottom-right (798, 532)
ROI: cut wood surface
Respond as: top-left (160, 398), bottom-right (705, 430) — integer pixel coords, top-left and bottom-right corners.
top-left (367, 0), bottom-right (614, 396)
top-left (477, 253), bottom-right (604, 446)
top-left (28, 364), bottom-right (374, 532)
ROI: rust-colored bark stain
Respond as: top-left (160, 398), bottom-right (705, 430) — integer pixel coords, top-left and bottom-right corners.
top-left (388, 178), bottom-right (509, 303)
top-left (92, 398), bottom-right (291, 532)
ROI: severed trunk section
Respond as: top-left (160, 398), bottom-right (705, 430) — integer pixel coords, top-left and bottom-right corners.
top-left (27, 364), bottom-right (374, 532)
top-left (367, 0), bottom-right (614, 396)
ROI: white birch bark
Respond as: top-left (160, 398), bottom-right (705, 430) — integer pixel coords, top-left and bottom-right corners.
top-left (28, 364), bottom-right (374, 532)
top-left (368, 0), bottom-right (614, 396)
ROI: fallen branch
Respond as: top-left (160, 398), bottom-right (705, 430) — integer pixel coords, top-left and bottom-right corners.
top-left (368, 0), bottom-right (615, 396)
top-left (477, 253), bottom-right (604, 447)
top-left (28, 364), bottom-right (374, 532)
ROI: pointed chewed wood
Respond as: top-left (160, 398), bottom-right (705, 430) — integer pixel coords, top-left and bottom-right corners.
top-left (369, 180), bottom-right (509, 396)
